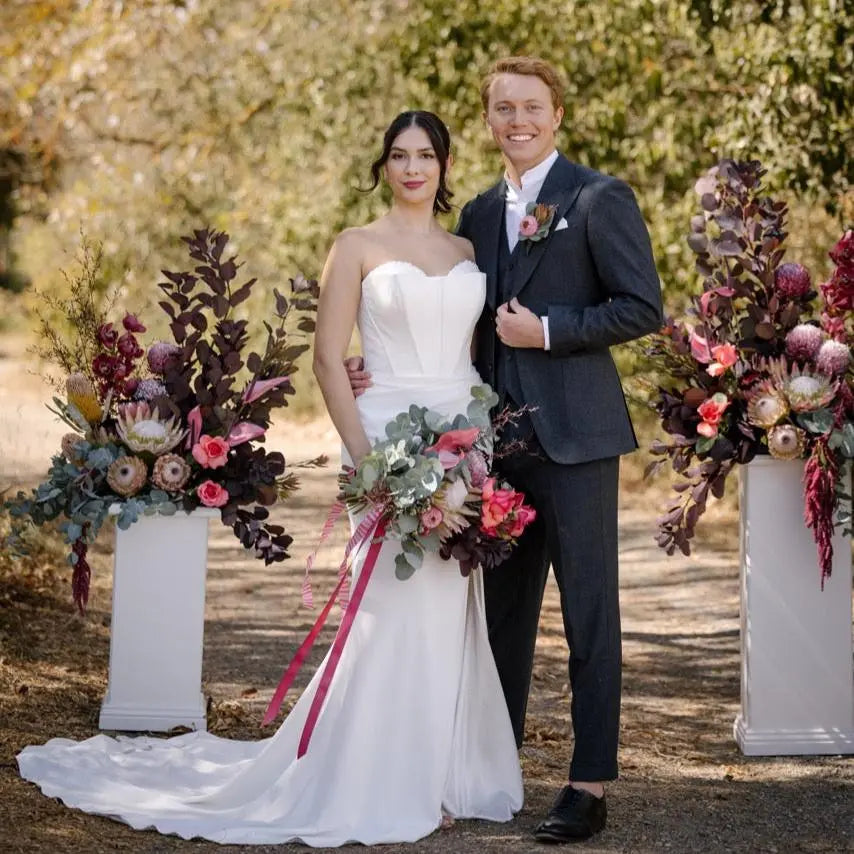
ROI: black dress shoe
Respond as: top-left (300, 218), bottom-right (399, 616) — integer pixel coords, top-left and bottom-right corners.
top-left (534, 785), bottom-right (607, 843)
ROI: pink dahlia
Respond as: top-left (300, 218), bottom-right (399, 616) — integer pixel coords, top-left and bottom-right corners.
top-left (774, 263), bottom-right (812, 300)
top-left (785, 324), bottom-right (823, 362)
top-left (815, 340), bottom-right (851, 375)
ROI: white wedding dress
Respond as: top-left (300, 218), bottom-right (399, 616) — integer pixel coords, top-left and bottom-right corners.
top-left (17, 259), bottom-right (524, 846)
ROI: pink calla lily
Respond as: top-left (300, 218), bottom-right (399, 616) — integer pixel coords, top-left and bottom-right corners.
top-left (427, 427), bottom-right (481, 456)
top-left (243, 376), bottom-right (290, 404)
top-left (185, 405), bottom-right (203, 450)
top-left (689, 330), bottom-right (712, 363)
top-left (227, 421), bottom-right (266, 447)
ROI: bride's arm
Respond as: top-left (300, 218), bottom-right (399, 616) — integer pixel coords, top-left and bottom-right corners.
top-left (312, 233), bottom-right (373, 466)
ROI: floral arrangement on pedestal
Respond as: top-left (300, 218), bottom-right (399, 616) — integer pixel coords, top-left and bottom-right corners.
top-left (6, 229), bottom-right (324, 612)
top-left (642, 160), bottom-right (854, 587)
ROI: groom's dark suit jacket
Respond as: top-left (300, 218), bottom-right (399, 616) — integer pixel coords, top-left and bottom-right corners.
top-left (457, 154), bottom-right (663, 465)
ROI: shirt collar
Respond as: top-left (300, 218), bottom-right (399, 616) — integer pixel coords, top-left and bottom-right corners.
top-left (505, 150), bottom-right (559, 197)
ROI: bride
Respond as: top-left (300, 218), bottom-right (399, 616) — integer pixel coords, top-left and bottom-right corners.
top-left (17, 110), bottom-right (524, 846)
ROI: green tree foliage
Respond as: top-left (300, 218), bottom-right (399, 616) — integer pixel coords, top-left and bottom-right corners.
top-left (1, 0), bottom-right (850, 407)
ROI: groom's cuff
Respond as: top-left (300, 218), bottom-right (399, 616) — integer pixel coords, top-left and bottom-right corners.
top-left (541, 316), bottom-right (550, 350)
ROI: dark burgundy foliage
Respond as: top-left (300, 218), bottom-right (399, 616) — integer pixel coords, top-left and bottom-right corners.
top-left (439, 524), bottom-right (514, 576)
top-left (158, 229), bottom-right (319, 563)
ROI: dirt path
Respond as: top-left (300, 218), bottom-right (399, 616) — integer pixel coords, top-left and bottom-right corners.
top-left (1, 340), bottom-right (851, 854)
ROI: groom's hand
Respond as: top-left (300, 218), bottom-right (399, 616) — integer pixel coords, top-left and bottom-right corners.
top-left (344, 356), bottom-right (372, 397)
top-left (496, 298), bottom-right (546, 349)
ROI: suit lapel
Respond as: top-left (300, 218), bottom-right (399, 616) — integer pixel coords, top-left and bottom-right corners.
top-left (508, 155), bottom-right (586, 301)
top-left (472, 179), bottom-right (506, 310)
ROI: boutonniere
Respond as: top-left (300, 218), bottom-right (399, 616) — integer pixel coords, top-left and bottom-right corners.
top-left (518, 203), bottom-right (558, 253)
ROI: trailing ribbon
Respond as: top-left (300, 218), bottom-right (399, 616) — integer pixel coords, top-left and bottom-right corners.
top-left (302, 499), bottom-right (346, 609)
top-left (297, 517), bottom-right (387, 758)
top-left (261, 507), bottom-right (385, 729)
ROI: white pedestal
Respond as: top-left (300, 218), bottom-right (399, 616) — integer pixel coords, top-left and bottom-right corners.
top-left (734, 457), bottom-right (854, 755)
top-left (99, 508), bottom-right (218, 732)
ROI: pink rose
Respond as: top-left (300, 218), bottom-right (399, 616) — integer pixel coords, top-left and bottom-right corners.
top-left (192, 434), bottom-right (230, 468)
top-left (508, 504), bottom-right (537, 538)
top-left (480, 477), bottom-right (517, 534)
top-left (97, 323), bottom-right (118, 349)
top-left (420, 506), bottom-right (444, 531)
top-left (122, 313), bottom-right (146, 333)
top-left (519, 215), bottom-right (539, 238)
top-left (197, 480), bottom-right (228, 507)
top-left (706, 342), bottom-right (738, 377)
top-left (697, 393), bottom-right (729, 426)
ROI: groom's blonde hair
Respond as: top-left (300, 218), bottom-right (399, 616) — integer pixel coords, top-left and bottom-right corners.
top-left (480, 57), bottom-right (565, 111)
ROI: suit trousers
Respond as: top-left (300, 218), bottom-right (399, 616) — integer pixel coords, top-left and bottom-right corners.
top-left (485, 407), bottom-right (622, 781)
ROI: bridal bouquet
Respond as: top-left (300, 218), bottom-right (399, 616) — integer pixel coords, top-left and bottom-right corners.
top-left (641, 159), bottom-right (854, 587)
top-left (339, 384), bottom-right (537, 579)
top-left (264, 383), bottom-right (536, 744)
top-left (5, 229), bottom-right (323, 612)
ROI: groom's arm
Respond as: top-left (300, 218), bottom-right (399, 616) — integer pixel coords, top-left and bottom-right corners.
top-left (455, 199), bottom-right (475, 240)
top-left (547, 179), bottom-right (663, 357)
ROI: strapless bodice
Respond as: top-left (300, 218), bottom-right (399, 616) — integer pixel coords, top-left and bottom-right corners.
top-left (358, 259), bottom-right (485, 382)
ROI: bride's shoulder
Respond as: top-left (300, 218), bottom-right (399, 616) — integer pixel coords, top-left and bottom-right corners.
top-left (445, 231), bottom-right (476, 262)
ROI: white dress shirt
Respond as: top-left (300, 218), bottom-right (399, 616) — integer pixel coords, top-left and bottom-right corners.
top-left (503, 149), bottom-right (559, 350)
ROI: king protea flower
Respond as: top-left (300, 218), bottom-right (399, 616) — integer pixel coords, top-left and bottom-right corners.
top-left (116, 401), bottom-right (186, 454)
top-left (65, 372), bottom-right (102, 424)
top-left (745, 382), bottom-right (788, 428)
top-left (107, 455), bottom-right (148, 496)
top-left (766, 359), bottom-right (837, 413)
top-left (767, 424), bottom-right (806, 460)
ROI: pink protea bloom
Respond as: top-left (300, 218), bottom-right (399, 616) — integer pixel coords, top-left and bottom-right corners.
top-left (785, 324), bottom-right (823, 362)
top-left (816, 339), bottom-right (851, 375)
top-left (464, 449), bottom-right (489, 487)
top-left (519, 215), bottom-right (539, 238)
top-left (197, 480), bottom-right (229, 507)
top-left (706, 343), bottom-right (738, 377)
top-left (192, 434), bottom-right (230, 468)
top-left (774, 263), bottom-right (812, 299)
top-left (147, 341), bottom-right (182, 375)
top-left (420, 506), bottom-right (444, 531)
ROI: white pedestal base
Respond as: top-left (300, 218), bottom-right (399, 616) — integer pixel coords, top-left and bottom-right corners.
top-left (99, 508), bottom-right (217, 732)
top-left (735, 458), bottom-right (854, 756)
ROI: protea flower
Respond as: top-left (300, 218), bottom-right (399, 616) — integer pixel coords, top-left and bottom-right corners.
top-left (152, 453), bottom-right (191, 491)
top-left (774, 263), bottom-right (812, 300)
top-left (746, 384), bottom-right (788, 428)
top-left (463, 449), bottom-right (489, 487)
top-left (815, 340), bottom-right (851, 376)
top-left (432, 479), bottom-right (478, 538)
top-left (785, 324), bottom-right (823, 362)
top-left (767, 424), bottom-right (806, 460)
top-left (116, 401), bottom-right (185, 454)
top-left (767, 359), bottom-right (837, 413)
top-left (107, 455), bottom-right (148, 496)
top-left (65, 372), bottom-right (102, 424)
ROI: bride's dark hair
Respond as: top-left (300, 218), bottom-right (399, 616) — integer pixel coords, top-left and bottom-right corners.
top-left (366, 111), bottom-right (454, 215)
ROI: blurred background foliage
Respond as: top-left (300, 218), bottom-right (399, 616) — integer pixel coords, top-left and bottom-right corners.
top-left (1, 0), bottom-right (851, 416)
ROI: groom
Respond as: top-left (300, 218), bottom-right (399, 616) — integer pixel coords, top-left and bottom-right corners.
top-left (455, 56), bottom-right (662, 843)
top-left (348, 56), bottom-right (662, 842)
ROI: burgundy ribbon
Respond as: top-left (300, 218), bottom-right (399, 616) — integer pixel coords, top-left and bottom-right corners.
top-left (261, 510), bottom-right (386, 741)
top-left (297, 518), bottom-right (387, 758)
